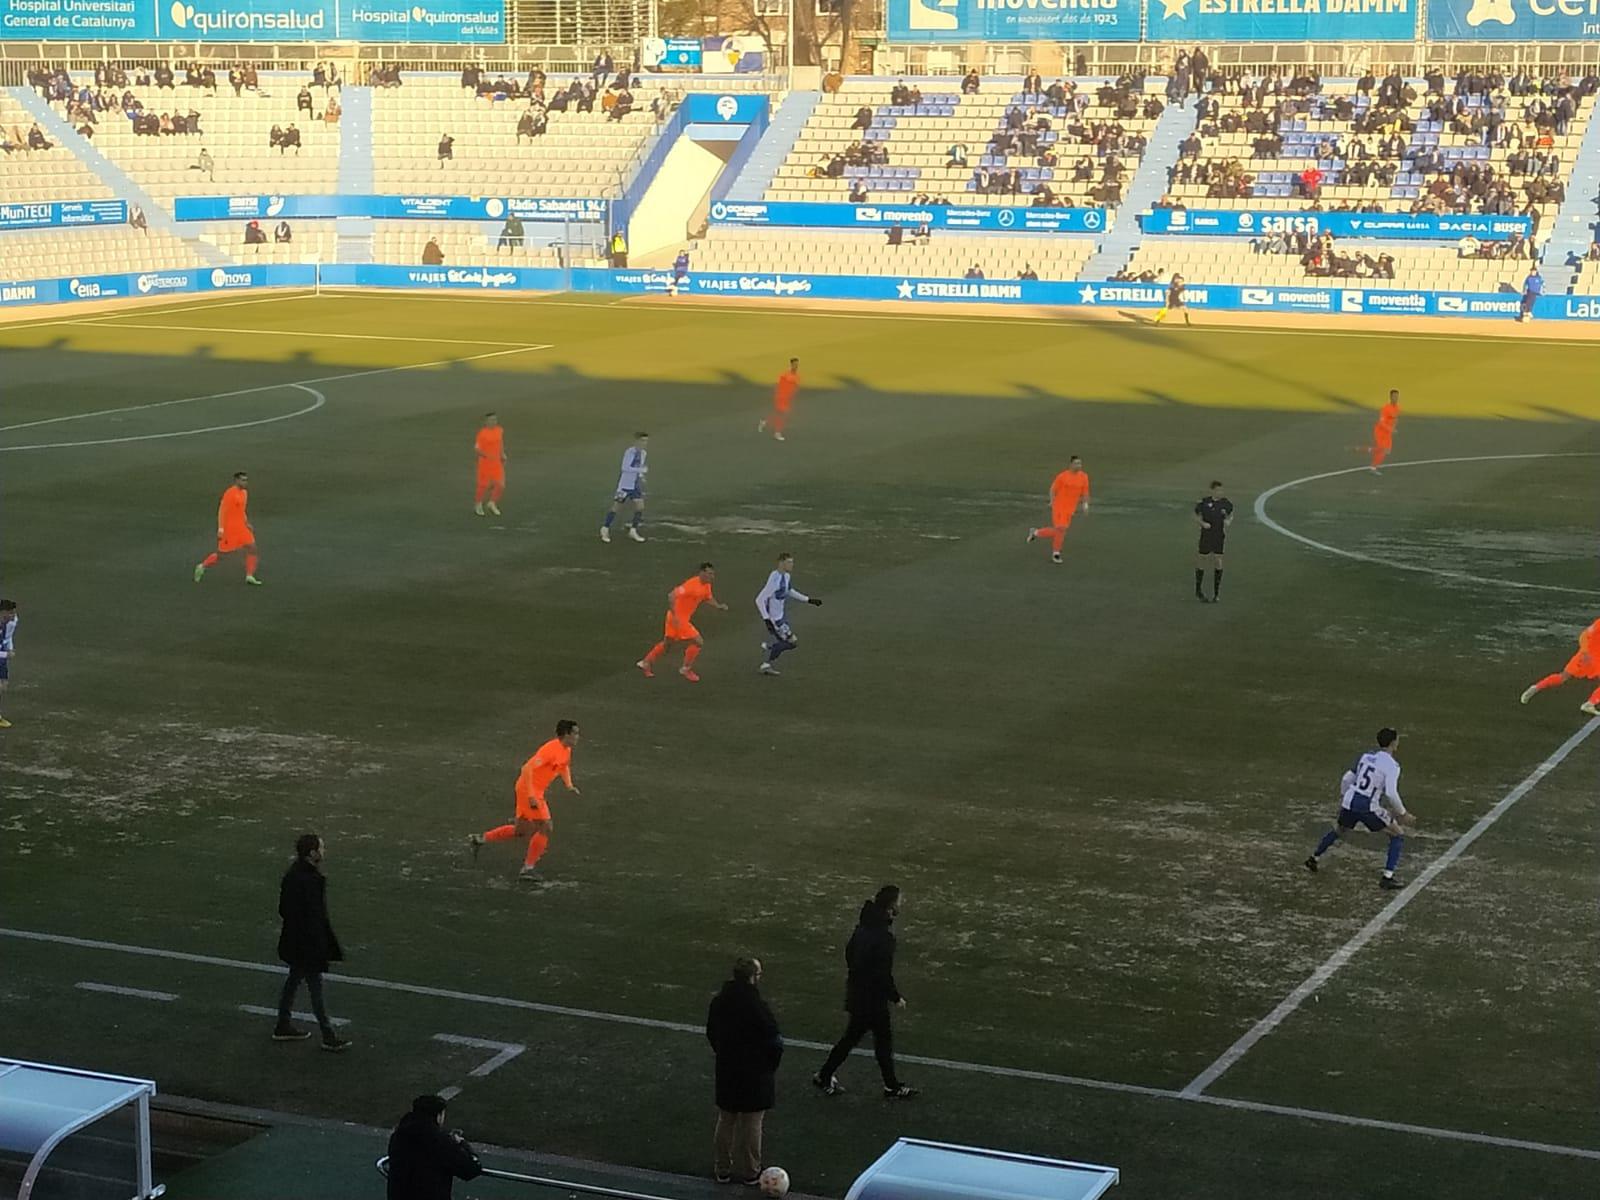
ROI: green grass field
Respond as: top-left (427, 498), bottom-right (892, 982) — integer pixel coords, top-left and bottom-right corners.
top-left (3, 293), bottom-right (1598, 1199)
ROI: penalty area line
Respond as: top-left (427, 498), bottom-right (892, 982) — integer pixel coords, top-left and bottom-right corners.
top-left (1, 926), bottom-right (1596, 1161)
top-left (1182, 717), bottom-right (1600, 1099)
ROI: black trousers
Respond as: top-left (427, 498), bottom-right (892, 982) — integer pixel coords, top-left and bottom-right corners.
top-left (818, 1007), bottom-right (899, 1088)
top-left (276, 966), bottom-right (335, 1037)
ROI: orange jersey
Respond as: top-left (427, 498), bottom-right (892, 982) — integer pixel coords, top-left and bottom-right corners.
top-left (218, 485), bottom-right (250, 537)
top-left (773, 370), bottom-right (799, 411)
top-left (517, 737), bottom-right (573, 803)
top-left (1374, 403), bottom-right (1399, 436)
top-left (1049, 469), bottom-right (1090, 512)
top-left (475, 426), bottom-right (505, 462)
top-left (1578, 618), bottom-right (1600, 655)
top-left (671, 575), bottom-right (716, 622)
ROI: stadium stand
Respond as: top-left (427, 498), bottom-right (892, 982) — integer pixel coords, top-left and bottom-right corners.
top-left (191, 219), bottom-right (338, 266)
top-left (33, 65), bottom-right (340, 202)
top-left (1, 224), bottom-right (202, 278)
top-left (0, 93), bottom-right (112, 201)
top-left (1113, 69), bottom-right (1598, 291)
top-left (690, 225), bottom-right (1093, 281)
top-left (370, 72), bottom-right (670, 198)
top-left (769, 75), bottom-right (1160, 211)
top-left (371, 219), bottom-right (607, 268)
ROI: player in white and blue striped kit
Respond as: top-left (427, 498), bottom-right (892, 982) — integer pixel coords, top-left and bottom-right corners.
top-left (600, 433), bottom-right (648, 543)
top-left (756, 552), bottom-right (822, 676)
top-left (1304, 727), bottom-right (1416, 890)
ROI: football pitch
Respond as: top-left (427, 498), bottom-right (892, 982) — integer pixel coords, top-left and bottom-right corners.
top-left (2, 292), bottom-right (1597, 1199)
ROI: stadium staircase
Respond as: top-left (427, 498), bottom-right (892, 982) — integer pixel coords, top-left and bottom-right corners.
top-left (1078, 93), bottom-right (1192, 281)
top-left (6, 84), bottom-right (229, 267)
top-left (335, 86), bottom-right (375, 265)
top-left (1540, 109), bottom-right (1600, 292)
top-left (721, 90), bottom-right (816, 202)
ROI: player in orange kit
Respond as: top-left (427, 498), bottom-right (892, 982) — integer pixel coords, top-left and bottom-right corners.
top-left (1370, 390), bottom-right (1400, 472)
top-left (759, 357), bottom-right (800, 441)
top-left (469, 719), bottom-right (581, 884)
top-left (474, 413), bottom-right (506, 516)
top-left (637, 562), bottom-right (729, 682)
top-left (1520, 617), bottom-right (1600, 716)
top-left (1026, 456), bottom-right (1091, 564)
top-left (193, 471), bottom-right (262, 585)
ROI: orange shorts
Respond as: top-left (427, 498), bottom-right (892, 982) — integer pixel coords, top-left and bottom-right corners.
top-left (477, 461), bottom-right (504, 484)
top-left (218, 530), bottom-right (253, 553)
top-left (1050, 510), bottom-right (1074, 530)
top-left (1565, 651), bottom-right (1599, 679)
top-left (1373, 431), bottom-right (1393, 448)
top-left (664, 614), bottom-right (699, 641)
top-left (516, 792), bottom-right (551, 822)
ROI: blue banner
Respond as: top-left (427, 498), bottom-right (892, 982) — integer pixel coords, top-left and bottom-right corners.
top-left (710, 200), bottom-right (1110, 235)
top-left (172, 194), bottom-right (607, 222)
top-left (1145, 0), bottom-right (1416, 41)
top-left (0, 264), bottom-right (315, 307)
top-left (0, 200), bottom-right (127, 232)
top-left (1427, 0), bottom-right (1600, 41)
top-left (1141, 209), bottom-right (1533, 240)
top-left (679, 94), bottom-right (770, 125)
top-left (0, 0), bottom-right (504, 43)
top-left (886, 0), bottom-right (1141, 42)
top-left (319, 263), bottom-right (566, 291)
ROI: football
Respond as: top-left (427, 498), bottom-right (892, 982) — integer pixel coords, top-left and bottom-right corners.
top-left (758, 1166), bottom-right (790, 1197)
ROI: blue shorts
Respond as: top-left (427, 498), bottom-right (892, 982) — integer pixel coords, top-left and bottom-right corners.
top-left (764, 620), bottom-right (795, 645)
top-left (613, 486), bottom-right (643, 503)
top-left (1338, 804), bottom-right (1390, 833)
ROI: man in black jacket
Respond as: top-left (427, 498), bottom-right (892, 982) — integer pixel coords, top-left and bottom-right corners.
top-left (706, 957), bottom-right (783, 1184)
top-left (812, 885), bottom-right (918, 1099)
top-left (272, 833), bottom-right (351, 1050)
top-left (386, 1095), bottom-right (483, 1200)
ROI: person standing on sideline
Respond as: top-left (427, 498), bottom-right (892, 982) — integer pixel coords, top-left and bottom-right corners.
top-left (273, 833), bottom-right (352, 1050)
top-left (1519, 266), bottom-right (1542, 322)
top-left (600, 432), bottom-right (648, 543)
top-left (1370, 390), bottom-right (1400, 472)
top-left (386, 1094), bottom-right (483, 1200)
top-left (705, 957), bottom-right (783, 1185)
top-left (813, 885), bottom-right (918, 1100)
top-left (1026, 455), bottom-right (1091, 564)
top-left (473, 413), bottom-right (506, 516)
top-left (194, 471), bottom-right (262, 585)
top-left (1193, 481), bottom-right (1233, 602)
top-left (759, 358), bottom-right (799, 441)
top-left (0, 599), bottom-right (17, 728)
top-left (1153, 272), bottom-right (1189, 325)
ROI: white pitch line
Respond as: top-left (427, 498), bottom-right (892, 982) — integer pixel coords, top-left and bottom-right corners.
top-left (0, 344), bottom-right (549, 453)
top-left (93, 321), bottom-right (544, 349)
top-left (439, 1086), bottom-right (463, 1101)
top-left (238, 1004), bottom-right (350, 1027)
top-left (1254, 452), bottom-right (1600, 597)
top-left (432, 1033), bottom-right (526, 1076)
top-left (75, 981), bottom-right (179, 1002)
top-left (1183, 716), bottom-right (1600, 1099)
top-left (4, 925), bottom-right (1596, 1160)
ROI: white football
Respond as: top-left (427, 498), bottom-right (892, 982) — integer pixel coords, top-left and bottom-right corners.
top-left (758, 1166), bottom-right (790, 1197)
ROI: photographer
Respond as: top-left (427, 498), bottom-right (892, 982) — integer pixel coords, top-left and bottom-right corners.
top-left (387, 1095), bottom-right (483, 1200)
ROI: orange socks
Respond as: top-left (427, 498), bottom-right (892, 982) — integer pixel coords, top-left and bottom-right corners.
top-left (683, 644), bottom-right (701, 668)
top-left (483, 824), bottom-right (517, 842)
top-left (489, 481), bottom-right (504, 503)
top-left (1535, 674), bottom-right (1565, 691)
top-left (200, 553), bottom-right (220, 568)
top-left (523, 832), bottom-right (548, 868)
top-left (1588, 685), bottom-right (1600, 705)
top-left (643, 642), bottom-right (666, 664)
top-left (245, 554), bottom-right (259, 576)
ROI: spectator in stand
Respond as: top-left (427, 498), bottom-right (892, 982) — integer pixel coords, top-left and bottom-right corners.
top-left (129, 204), bottom-right (148, 234)
top-left (608, 88), bottom-right (634, 122)
top-left (155, 63), bottom-right (174, 90)
top-left (497, 214), bottom-right (524, 252)
top-left (964, 264), bottom-right (984, 279)
top-left (297, 85), bottom-right (314, 116)
top-left (947, 142), bottom-right (968, 168)
top-left (1023, 70), bottom-right (1042, 98)
top-left (1457, 233), bottom-right (1481, 258)
top-left (324, 96), bottom-right (342, 125)
top-left (437, 133), bottom-right (454, 168)
top-left (189, 146), bottom-right (215, 180)
top-left (1587, 240), bottom-right (1600, 263)
top-left (705, 957), bottom-right (783, 1187)
top-left (422, 237), bottom-right (444, 266)
top-left (244, 220), bottom-right (267, 246)
top-left (27, 124), bottom-right (51, 150)
top-left (577, 81), bottom-right (596, 114)
top-left (269, 124), bottom-right (284, 151)
top-left (591, 51), bottom-right (614, 89)
top-left (228, 66), bottom-right (244, 96)
top-left (848, 179), bottom-right (868, 203)
top-left (961, 69), bottom-right (980, 95)
top-left (851, 104), bottom-right (873, 131)
top-left (885, 223), bottom-right (904, 247)
top-left (243, 65), bottom-right (260, 91)
top-left (282, 123), bottom-right (302, 154)
top-left (274, 220), bottom-right (292, 244)
top-left (385, 1095), bottom-right (482, 1200)
top-left (1298, 166), bottom-right (1323, 199)
top-left (912, 222), bottom-right (931, 245)
top-left (1019, 264), bottom-right (1039, 280)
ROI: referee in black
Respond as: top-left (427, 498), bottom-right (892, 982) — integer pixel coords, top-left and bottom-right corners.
top-left (1194, 481), bottom-right (1233, 602)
